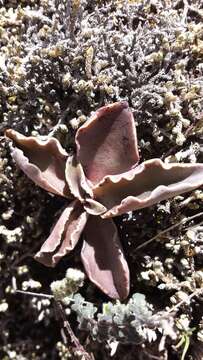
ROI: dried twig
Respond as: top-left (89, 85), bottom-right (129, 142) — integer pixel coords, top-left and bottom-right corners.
top-left (134, 212), bottom-right (203, 252)
top-left (16, 289), bottom-right (53, 299)
top-left (182, 0), bottom-right (189, 24)
top-left (54, 300), bottom-right (93, 360)
top-left (165, 288), bottom-right (203, 316)
top-left (15, 288), bottom-right (93, 360)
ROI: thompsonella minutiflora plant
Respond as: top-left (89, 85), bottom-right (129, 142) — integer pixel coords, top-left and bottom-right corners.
top-left (5, 101), bottom-right (203, 299)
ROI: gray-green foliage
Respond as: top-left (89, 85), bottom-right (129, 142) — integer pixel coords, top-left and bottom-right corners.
top-left (51, 270), bottom-right (176, 345)
top-left (93, 293), bottom-right (155, 344)
top-left (69, 293), bottom-right (170, 344)
top-left (71, 293), bottom-right (97, 332)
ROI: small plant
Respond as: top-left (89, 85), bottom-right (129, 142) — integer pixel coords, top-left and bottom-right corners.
top-left (50, 274), bottom-right (175, 347)
top-left (175, 315), bottom-right (196, 360)
top-left (5, 101), bottom-right (203, 299)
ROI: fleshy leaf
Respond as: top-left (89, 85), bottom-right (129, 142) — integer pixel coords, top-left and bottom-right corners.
top-left (81, 215), bottom-right (129, 299)
top-left (65, 155), bottom-right (107, 215)
top-left (92, 159), bottom-right (203, 218)
top-left (5, 129), bottom-right (71, 197)
top-left (35, 200), bottom-right (88, 267)
top-left (65, 154), bottom-right (93, 201)
top-left (76, 101), bottom-right (139, 185)
top-left (83, 198), bottom-right (107, 216)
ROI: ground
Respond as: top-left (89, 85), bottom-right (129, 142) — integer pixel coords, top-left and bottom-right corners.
top-left (0, 0), bottom-right (203, 359)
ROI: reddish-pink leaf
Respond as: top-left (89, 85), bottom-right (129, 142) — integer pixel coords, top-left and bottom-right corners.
top-left (93, 159), bottom-right (203, 218)
top-left (35, 200), bottom-right (88, 267)
top-left (76, 101), bottom-right (139, 185)
top-left (81, 215), bottom-right (129, 299)
top-left (83, 198), bottom-right (107, 216)
top-left (65, 154), bottom-right (93, 201)
top-left (5, 129), bottom-right (71, 197)
top-left (65, 155), bottom-right (107, 215)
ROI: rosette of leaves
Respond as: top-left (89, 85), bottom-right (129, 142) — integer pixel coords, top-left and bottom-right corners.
top-left (5, 101), bottom-right (203, 299)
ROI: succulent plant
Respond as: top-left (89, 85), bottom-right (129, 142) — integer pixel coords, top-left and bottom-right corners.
top-left (5, 101), bottom-right (203, 299)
